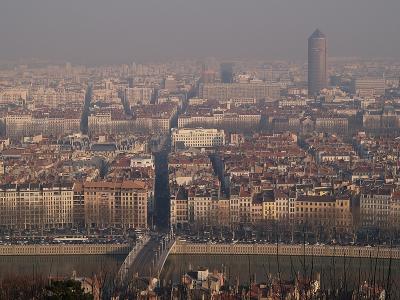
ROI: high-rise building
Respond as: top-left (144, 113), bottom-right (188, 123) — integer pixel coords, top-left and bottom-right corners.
top-left (308, 29), bottom-right (327, 97)
top-left (128, 76), bottom-right (135, 88)
top-left (220, 63), bottom-right (234, 83)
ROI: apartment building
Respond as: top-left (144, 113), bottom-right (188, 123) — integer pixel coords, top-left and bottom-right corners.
top-left (200, 83), bottom-right (280, 101)
top-left (363, 108), bottom-right (400, 130)
top-left (170, 188), bottom-right (189, 226)
top-left (0, 184), bottom-right (74, 230)
top-left (134, 103), bottom-right (178, 134)
top-left (171, 128), bottom-right (225, 149)
top-left (170, 196), bottom-right (229, 227)
top-left (5, 112), bottom-right (81, 138)
top-left (31, 88), bottom-right (85, 108)
top-left (315, 117), bottom-right (348, 134)
top-left (0, 88), bottom-right (28, 104)
top-left (88, 111), bottom-right (134, 135)
top-left (0, 181), bottom-right (150, 230)
top-left (125, 87), bottom-right (154, 105)
top-left (389, 192), bottom-right (400, 229)
top-left (170, 187), bottom-right (355, 230)
top-left (170, 187), bottom-right (353, 230)
top-left (360, 186), bottom-right (392, 229)
top-left (294, 195), bottom-right (352, 230)
top-left (353, 78), bottom-right (386, 97)
top-left (178, 111), bottom-right (261, 130)
top-left (77, 181), bottom-right (148, 229)
top-left (229, 190), bottom-right (252, 224)
top-left (87, 103), bottom-right (177, 136)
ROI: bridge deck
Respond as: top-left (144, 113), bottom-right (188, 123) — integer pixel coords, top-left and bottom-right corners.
top-left (119, 232), bottom-right (175, 287)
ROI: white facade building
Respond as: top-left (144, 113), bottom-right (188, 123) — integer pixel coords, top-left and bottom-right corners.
top-left (171, 128), bottom-right (225, 149)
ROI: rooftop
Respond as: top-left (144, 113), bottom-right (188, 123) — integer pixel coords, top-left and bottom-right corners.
top-left (309, 29), bottom-right (326, 39)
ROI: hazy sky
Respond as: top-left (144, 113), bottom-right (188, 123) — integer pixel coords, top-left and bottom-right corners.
top-left (1, 0), bottom-right (399, 64)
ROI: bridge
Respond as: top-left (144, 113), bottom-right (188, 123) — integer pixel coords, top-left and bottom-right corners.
top-left (117, 231), bottom-right (175, 287)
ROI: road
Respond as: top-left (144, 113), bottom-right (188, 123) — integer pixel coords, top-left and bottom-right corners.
top-left (154, 149), bottom-right (170, 229)
top-left (127, 237), bottom-right (160, 278)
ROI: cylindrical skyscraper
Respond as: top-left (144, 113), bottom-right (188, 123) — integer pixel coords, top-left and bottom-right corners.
top-left (308, 29), bottom-right (327, 97)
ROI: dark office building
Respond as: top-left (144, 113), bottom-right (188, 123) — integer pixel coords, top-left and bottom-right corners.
top-left (308, 29), bottom-right (327, 97)
top-left (220, 63), bottom-right (234, 83)
top-left (128, 77), bottom-right (135, 88)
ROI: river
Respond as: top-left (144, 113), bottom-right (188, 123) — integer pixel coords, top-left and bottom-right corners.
top-left (0, 255), bottom-right (125, 278)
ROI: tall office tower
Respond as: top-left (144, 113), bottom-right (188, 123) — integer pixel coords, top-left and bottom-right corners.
top-left (128, 76), bottom-right (135, 88)
top-left (308, 29), bottom-right (327, 97)
top-left (220, 63), bottom-right (234, 83)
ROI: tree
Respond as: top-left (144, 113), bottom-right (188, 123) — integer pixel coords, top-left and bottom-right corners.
top-left (45, 280), bottom-right (93, 300)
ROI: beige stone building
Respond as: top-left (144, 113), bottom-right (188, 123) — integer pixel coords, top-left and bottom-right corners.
top-left (294, 195), bottom-right (352, 230)
top-left (0, 184), bottom-right (74, 230)
top-left (77, 181), bottom-right (148, 229)
top-left (5, 113), bottom-right (81, 138)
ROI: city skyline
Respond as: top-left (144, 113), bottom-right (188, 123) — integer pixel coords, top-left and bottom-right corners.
top-left (1, 1), bottom-right (400, 298)
top-left (1, 0), bottom-right (400, 64)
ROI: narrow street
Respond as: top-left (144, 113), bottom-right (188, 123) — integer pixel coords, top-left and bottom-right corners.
top-left (154, 146), bottom-right (171, 230)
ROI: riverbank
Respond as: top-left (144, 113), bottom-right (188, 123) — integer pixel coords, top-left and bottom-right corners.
top-left (161, 254), bottom-right (400, 297)
top-left (0, 243), bottom-right (131, 256)
top-left (171, 241), bottom-right (400, 259)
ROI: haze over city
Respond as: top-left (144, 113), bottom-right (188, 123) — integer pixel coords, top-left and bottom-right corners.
top-left (1, 0), bottom-right (400, 64)
top-left (1, 1), bottom-right (400, 299)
